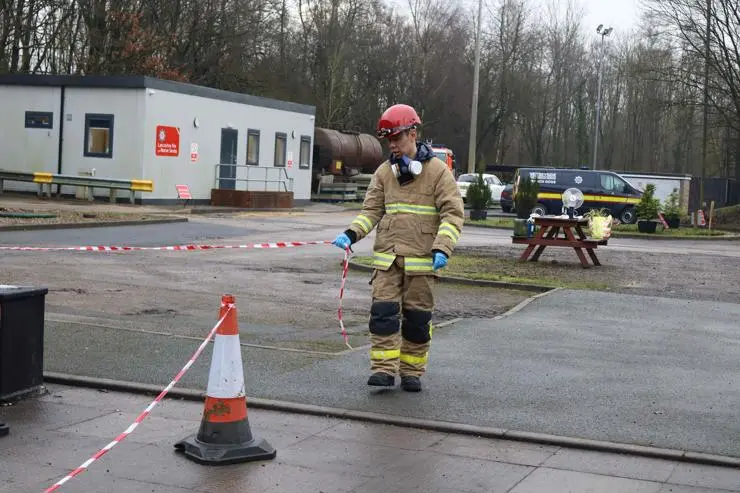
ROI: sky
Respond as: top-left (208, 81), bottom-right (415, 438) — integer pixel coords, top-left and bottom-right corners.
top-left (387, 0), bottom-right (644, 40)
top-left (569, 0), bottom-right (642, 38)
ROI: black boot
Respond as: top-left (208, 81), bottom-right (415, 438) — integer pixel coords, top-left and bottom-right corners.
top-left (401, 376), bottom-right (422, 392)
top-left (367, 372), bottom-right (395, 387)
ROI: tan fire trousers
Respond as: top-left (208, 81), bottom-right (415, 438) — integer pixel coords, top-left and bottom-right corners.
top-left (369, 256), bottom-right (435, 377)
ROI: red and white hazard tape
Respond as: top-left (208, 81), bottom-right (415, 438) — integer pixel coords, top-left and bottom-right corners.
top-left (44, 303), bottom-right (235, 493)
top-left (337, 246), bottom-right (352, 349)
top-left (42, 241), bottom-right (357, 490)
top-left (0, 240), bottom-right (331, 252)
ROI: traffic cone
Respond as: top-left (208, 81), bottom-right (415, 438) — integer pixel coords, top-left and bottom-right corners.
top-left (174, 294), bottom-right (276, 464)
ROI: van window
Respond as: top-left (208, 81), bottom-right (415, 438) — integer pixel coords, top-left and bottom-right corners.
top-left (601, 174), bottom-right (628, 193)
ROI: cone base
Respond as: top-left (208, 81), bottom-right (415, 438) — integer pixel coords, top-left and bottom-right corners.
top-left (174, 434), bottom-right (276, 465)
top-left (0, 423), bottom-right (8, 437)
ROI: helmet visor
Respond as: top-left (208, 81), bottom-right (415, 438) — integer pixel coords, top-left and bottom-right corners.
top-left (376, 124), bottom-right (415, 139)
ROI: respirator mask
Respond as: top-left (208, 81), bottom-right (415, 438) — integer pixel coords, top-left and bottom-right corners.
top-left (390, 154), bottom-right (423, 179)
top-left (388, 143), bottom-right (433, 185)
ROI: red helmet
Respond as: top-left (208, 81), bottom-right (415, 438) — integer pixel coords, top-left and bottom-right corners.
top-left (376, 104), bottom-right (422, 139)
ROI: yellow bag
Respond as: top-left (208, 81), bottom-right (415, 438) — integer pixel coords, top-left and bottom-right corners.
top-left (589, 215), bottom-right (612, 240)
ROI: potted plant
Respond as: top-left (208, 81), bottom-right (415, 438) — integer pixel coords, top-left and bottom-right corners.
top-left (584, 208), bottom-right (613, 240)
top-left (514, 175), bottom-right (540, 219)
top-left (635, 183), bottom-right (661, 233)
top-left (466, 173), bottom-right (492, 221)
top-left (513, 175), bottom-right (540, 236)
top-left (662, 187), bottom-right (681, 229)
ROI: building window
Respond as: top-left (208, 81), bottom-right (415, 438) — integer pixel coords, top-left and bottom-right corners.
top-left (274, 132), bottom-right (287, 167)
top-left (247, 129), bottom-right (260, 165)
top-left (84, 114), bottom-right (114, 158)
top-left (25, 111), bottom-right (53, 129)
top-left (299, 136), bottom-right (311, 169)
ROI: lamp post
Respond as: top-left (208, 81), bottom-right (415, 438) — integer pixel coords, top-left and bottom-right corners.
top-left (467, 0), bottom-right (483, 174)
top-left (592, 24), bottom-right (612, 171)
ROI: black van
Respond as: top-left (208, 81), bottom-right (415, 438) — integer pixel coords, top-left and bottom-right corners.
top-left (513, 168), bottom-right (643, 223)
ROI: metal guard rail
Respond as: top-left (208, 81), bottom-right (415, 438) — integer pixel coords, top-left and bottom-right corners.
top-left (214, 164), bottom-right (294, 193)
top-left (0, 170), bottom-right (154, 204)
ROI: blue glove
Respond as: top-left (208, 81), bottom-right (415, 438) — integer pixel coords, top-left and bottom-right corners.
top-left (332, 233), bottom-right (352, 250)
top-left (433, 252), bottom-right (448, 271)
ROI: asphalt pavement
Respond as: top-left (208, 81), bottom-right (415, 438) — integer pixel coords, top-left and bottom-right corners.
top-left (37, 287), bottom-right (740, 459)
top-left (0, 221), bottom-right (254, 247)
top-left (2, 213), bottom-right (740, 464)
top-left (3, 211), bottom-right (740, 258)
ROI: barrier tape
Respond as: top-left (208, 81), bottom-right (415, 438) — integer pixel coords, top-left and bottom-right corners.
top-left (0, 240), bottom-right (331, 252)
top-left (337, 246), bottom-right (352, 349)
top-left (32, 239), bottom-right (355, 491)
top-left (44, 303), bottom-right (234, 493)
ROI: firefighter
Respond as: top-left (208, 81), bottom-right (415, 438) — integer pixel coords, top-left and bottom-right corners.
top-left (332, 104), bottom-right (464, 392)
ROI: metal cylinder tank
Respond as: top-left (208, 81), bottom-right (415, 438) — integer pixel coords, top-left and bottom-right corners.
top-left (313, 128), bottom-right (384, 175)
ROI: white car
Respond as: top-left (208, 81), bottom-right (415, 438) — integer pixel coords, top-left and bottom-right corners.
top-left (456, 173), bottom-right (505, 203)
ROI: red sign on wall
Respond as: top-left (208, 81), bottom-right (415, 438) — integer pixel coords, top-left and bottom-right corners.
top-left (156, 126), bottom-right (180, 157)
top-left (175, 184), bottom-right (192, 200)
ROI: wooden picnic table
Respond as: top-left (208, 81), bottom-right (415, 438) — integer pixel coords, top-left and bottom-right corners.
top-left (512, 216), bottom-right (606, 268)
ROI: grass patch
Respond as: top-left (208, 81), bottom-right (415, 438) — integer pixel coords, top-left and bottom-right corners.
top-left (467, 218), bottom-right (514, 228)
top-left (611, 224), bottom-right (727, 237)
top-left (0, 209), bottom-right (169, 226)
top-left (465, 217), bottom-right (734, 237)
top-left (351, 254), bottom-right (608, 290)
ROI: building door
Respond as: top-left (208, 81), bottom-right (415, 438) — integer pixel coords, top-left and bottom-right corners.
top-left (219, 128), bottom-right (238, 190)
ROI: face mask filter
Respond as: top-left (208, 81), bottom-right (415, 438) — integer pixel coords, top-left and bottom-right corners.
top-left (390, 155), bottom-right (423, 178)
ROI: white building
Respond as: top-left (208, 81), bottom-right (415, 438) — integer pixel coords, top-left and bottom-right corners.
top-left (619, 172), bottom-right (692, 214)
top-left (0, 74), bottom-right (316, 206)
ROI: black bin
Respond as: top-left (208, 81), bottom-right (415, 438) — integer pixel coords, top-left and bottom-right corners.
top-left (0, 285), bottom-right (48, 403)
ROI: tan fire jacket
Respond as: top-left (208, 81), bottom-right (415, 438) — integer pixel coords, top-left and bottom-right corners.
top-left (346, 156), bottom-right (464, 275)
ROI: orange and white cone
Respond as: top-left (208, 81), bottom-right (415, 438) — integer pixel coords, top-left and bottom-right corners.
top-left (175, 294), bottom-right (276, 464)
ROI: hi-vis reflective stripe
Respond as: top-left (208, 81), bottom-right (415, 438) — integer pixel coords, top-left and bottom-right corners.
top-left (438, 222), bottom-right (460, 243)
top-left (352, 214), bottom-right (373, 233)
top-left (371, 349), bottom-right (401, 360)
top-left (372, 251), bottom-right (395, 269)
top-left (33, 172), bottom-right (53, 183)
top-left (400, 353), bottom-right (428, 365)
top-left (131, 180), bottom-right (154, 192)
top-left (385, 203), bottom-right (439, 215)
top-left (405, 257), bottom-right (433, 272)
top-left (538, 192), bottom-right (640, 204)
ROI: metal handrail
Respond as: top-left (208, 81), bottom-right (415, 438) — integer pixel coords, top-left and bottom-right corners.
top-left (213, 164), bottom-right (294, 192)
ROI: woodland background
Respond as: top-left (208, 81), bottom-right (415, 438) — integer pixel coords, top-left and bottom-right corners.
top-left (1, 0), bottom-right (739, 180)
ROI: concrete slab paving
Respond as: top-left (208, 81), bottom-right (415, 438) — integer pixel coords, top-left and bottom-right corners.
top-left (2, 385), bottom-right (740, 493)
top-left (657, 486), bottom-right (739, 493)
top-left (666, 464), bottom-right (740, 491)
top-left (508, 468), bottom-right (663, 493)
top-left (541, 448), bottom-right (679, 482)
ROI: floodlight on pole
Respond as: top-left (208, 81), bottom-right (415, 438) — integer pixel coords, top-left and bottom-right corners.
top-left (592, 24), bottom-right (612, 171)
top-left (467, 0), bottom-right (483, 175)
